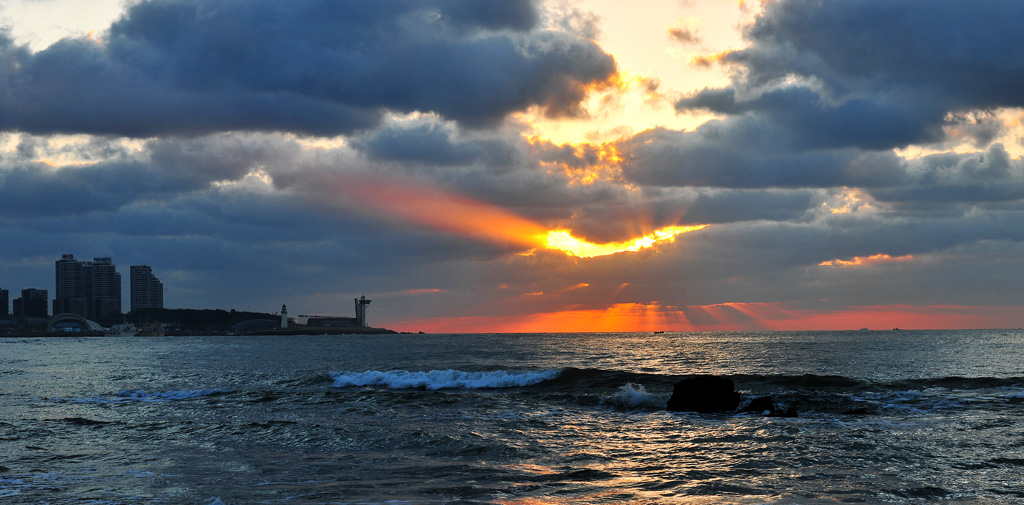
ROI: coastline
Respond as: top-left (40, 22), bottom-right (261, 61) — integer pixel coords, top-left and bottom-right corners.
top-left (252, 327), bottom-right (400, 336)
top-left (2, 327), bottom-right (401, 338)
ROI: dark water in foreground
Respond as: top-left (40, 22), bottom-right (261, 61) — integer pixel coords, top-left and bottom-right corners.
top-left (2, 330), bottom-right (1024, 504)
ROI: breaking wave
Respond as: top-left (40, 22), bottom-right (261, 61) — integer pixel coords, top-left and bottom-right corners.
top-left (330, 369), bottom-right (562, 390)
top-left (604, 383), bottom-right (666, 409)
top-left (325, 367), bottom-right (1024, 414)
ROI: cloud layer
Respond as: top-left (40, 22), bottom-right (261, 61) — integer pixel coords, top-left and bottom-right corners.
top-left (2, 0), bottom-right (1024, 330)
top-left (0, 0), bottom-right (615, 136)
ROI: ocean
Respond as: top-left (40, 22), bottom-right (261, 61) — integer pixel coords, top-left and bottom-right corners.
top-left (1, 330), bottom-right (1023, 504)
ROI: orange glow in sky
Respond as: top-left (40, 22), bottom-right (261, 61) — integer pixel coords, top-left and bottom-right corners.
top-left (324, 175), bottom-right (548, 249)
top-left (392, 302), bottom-right (1024, 333)
top-left (819, 254), bottom-right (915, 267)
top-left (544, 225), bottom-right (707, 258)
top-left (395, 302), bottom-right (690, 333)
top-left (532, 137), bottom-right (625, 185)
top-left (322, 174), bottom-right (707, 258)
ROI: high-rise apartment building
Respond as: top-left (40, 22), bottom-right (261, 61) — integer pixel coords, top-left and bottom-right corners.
top-left (54, 254), bottom-right (122, 322)
top-left (89, 257), bottom-right (121, 322)
top-left (54, 254), bottom-right (87, 317)
top-left (130, 265), bottom-right (164, 311)
top-left (1, 288), bottom-right (8, 319)
top-left (13, 288), bottom-right (48, 319)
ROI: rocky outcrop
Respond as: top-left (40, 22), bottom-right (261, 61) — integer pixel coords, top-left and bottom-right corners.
top-left (666, 375), bottom-right (741, 413)
top-left (737, 395), bottom-right (798, 417)
top-left (667, 376), bottom-right (797, 416)
top-left (737, 395), bottom-right (776, 414)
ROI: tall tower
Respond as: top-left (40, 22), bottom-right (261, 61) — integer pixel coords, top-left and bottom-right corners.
top-left (354, 295), bottom-right (372, 327)
top-left (54, 254), bottom-right (122, 322)
top-left (281, 304), bottom-right (289, 328)
top-left (130, 265), bottom-right (164, 311)
top-left (89, 258), bottom-right (121, 322)
top-left (0, 288), bottom-right (9, 319)
top-left (54, 254), bottom-right (87, 317)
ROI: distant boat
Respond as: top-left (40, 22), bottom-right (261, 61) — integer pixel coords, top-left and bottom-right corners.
top-left (104, 323), bottom-right (139, 337)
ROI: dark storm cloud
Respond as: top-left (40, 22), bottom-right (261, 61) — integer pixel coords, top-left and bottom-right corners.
top-left (675, 0), bottom-right (1024, 152)
top-left (618, 124), bottom-right (907, 189)
top-left (681, 189), bottom-right (817, 224)
top-left (341, 117), bottom-right (629, 222)
top-left (626, 0), bottom-right (1024, 208)
top-left (350, 120), bottom-right (526, 169)
top-left (0, 0), bottom-right (616, 137)
top-left (677, 86), bottom-right (947, 150)
top-left (0, 133), bottom-right (294, 217)
top-left (732, 0), bottom-right (1024, 103)
top-left (0, 128), bottom-right (631, 260)
top-left (619, 123), bottom-right (1024, 206)
top-left (0, 142), bottom-right (523, 312)
top-left (870, 144), bottom-right (1024, 205)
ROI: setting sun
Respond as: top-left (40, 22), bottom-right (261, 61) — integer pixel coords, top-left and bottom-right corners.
top-left (542, 225), bottom-right (707, 258)
top-left (317, 174), bottom-right (707, 259)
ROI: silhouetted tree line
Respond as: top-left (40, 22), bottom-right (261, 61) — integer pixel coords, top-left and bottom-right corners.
top-left (126, 307), bottom-right (277, 332)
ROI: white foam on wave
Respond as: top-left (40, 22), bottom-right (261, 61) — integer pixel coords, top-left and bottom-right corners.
top-left (604, 383), bottom-right (666, 409)
top-left (869, 389), bottom-right (968, 412)
top-left (330, 369), bottom-right (561, 390)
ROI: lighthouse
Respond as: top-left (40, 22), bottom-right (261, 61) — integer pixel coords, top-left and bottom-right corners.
top-left (281, 304), bottom-right (289, 328)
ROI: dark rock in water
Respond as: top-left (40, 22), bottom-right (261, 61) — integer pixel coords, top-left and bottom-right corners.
top-left (739, 396), bottom-right (799, 417)
top-left (666, 375), bottom-right (741, 413)
top-left (667, 379), bottom-right (799, 417)
top-left (773, 406), bottom-right (799, 417)
top-left (738, 395), bottom-right (776, 414)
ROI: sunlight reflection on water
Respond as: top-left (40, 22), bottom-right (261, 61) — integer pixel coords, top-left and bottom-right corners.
top-left (0, 330), bottom-right (1021, 503)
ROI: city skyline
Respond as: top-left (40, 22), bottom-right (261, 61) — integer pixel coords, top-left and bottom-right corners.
top-left (1, 253), bottom-right (163, 320)
top-left (2, 1), bottom-right (1024, 331)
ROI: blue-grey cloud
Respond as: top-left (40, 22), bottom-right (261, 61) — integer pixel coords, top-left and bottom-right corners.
top-left (733, 0), bottom-right (1024, 104)
top-left (5, 130), bottom-right (1024, 318)
top-left (6, 1), bottom-right (1024, 324)
top-left (618, 124), bottom-right (908, 189)
top-left (350, 119), bottom-right (525, 169)
top-left (681, 189), bottom-right (817, 225)
top-left (870, 144), bottom-right (1024, 205)
top-left (0, 0), bottom-right (616, 137)
top-left (0, 133), bottom-right (297, 217)
top-left (677, 0), bottom-right (1024, 151)
top-left (677, 86), bottom-right (947, 150)
top-left (340, 117), bottom-right (630, 223)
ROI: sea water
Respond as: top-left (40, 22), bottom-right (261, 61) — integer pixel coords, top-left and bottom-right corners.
top-left (1, 330), bottom-right (1023, 504)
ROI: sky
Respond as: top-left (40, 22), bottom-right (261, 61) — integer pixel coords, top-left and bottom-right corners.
top-left (2, 0), bottom-right (1024, 332)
